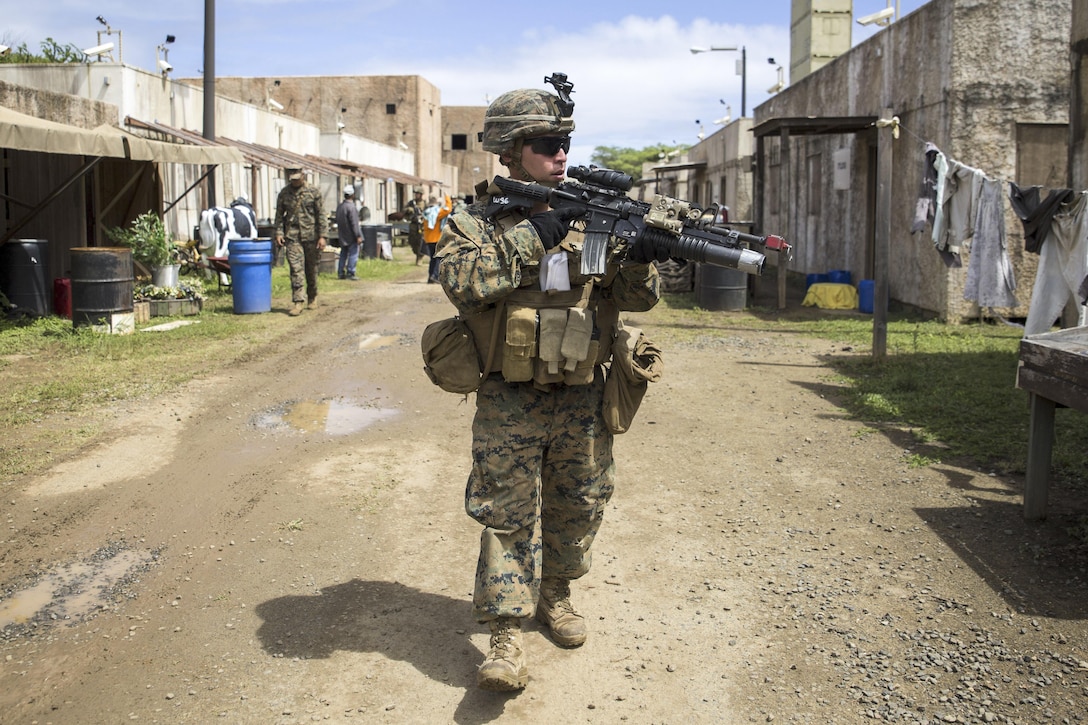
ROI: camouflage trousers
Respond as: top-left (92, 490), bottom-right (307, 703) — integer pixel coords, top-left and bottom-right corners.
top-left (467, 371), bottom-right (615, 623)
top-left (407, 226), bottom-right (423, 256)
top-left (284, 238), bottom-right (320, 304)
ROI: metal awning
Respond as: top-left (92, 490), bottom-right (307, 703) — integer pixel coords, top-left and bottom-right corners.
top-left (0, 107), bottom-right (242, 165)
top-left (751, 116), bottom-right (879, 138)
top-left (315, 156), bottom-right (430, 187)
top-left (652, 161), bottom-right (707, 173)
top-left (126, 116), bottom-right (431, 187)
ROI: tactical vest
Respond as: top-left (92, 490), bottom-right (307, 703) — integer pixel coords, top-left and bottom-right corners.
top-left (461, 210), bottom-right (619, 387)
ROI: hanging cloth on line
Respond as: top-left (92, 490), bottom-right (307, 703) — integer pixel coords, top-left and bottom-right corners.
top-left (1007, 182), bottom-right (1074, 254)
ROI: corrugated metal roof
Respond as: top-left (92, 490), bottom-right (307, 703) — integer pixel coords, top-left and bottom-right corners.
top-left (125, 116), bottom-right (429, 186)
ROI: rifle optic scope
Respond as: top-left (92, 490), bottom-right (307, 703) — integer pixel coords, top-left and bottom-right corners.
top-left (567, 166), bottom-right (633, 192)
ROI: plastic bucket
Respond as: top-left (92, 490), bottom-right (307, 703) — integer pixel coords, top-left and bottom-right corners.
top-left (858, 279), bottom-right (875, 314)
top-left (228, 239), bottom-right (272, 314)
top-left (695, 263), bottom-right (747, 311)
top-left (0, 239), bottom-right (52, 315)
top-left (828, 269), bottom-right (852, 285)
top-left (805, 273), bottom-right (829, 290)
top-left (70, 247), bottom-right (134, 329)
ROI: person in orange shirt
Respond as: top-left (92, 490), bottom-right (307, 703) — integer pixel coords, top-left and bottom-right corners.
top-left (422, 194), bottom-right (451, 284)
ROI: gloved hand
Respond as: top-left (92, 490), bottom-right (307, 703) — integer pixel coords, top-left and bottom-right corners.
top-left (529, 208), bottom-right (583, 250)
top-left (627, 232), bottom-right (673, 264)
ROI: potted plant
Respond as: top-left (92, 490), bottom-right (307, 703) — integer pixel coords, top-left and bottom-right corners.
top-left (107, 212), bottom-right (180, 286)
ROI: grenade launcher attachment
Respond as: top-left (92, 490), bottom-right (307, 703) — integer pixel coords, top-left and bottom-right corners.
top-left (485, 165), bottom-right (792, 277)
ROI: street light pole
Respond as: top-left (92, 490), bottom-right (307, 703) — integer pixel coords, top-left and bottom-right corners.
top-left (690, 45), bottom-right (747, 117)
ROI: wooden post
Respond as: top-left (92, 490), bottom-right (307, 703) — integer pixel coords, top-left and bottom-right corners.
top-left (778, 126), bottom-right (790, 310)
top-left (1024, 393), bottom-right (1056, 520)
top-left (873, 109), bottom-right (893, 359)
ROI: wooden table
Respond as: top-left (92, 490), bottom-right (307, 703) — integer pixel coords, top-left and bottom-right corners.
top-left (1015, 326), bottom-right (1088, 520)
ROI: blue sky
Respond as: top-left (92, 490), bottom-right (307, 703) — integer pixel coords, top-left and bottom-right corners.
top-left (5, 0), bottom-right (931, 166)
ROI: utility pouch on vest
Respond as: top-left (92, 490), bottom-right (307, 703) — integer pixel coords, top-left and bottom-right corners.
top-left (537, 308), bottom-right (568, 379)
top-left (421, 317), bottom-right (483, 394)
top-left (503, 306), bottom-right (538, 382)
top-left (602, 324), bottom-right (664, 434)
top-left (560, 308), bottom-right (596, 385)
top-left (565, 339), bottom-right (598, 386)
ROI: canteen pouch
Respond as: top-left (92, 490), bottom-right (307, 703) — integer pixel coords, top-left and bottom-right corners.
top-left (421, 317), bottom-right (482, 394)
top-left (503, 306), bottom-right (537, 382)
top-left (602, 324), bottom-right (664, 434)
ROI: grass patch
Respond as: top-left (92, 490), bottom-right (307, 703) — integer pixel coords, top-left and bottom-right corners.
top-left (642, 294), bottom-right (1088, 488)
top-left (0, 252), bottom-right (419, 478)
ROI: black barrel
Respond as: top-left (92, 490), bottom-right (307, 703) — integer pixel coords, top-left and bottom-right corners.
top-left (361, 224), bottom-right (392, 259)
top-left (70, 248), bottom-right (134, 328)
top-left (0, 239), bottom-right (52, 315)
top-left (695, 263), bottom-right (748, 311)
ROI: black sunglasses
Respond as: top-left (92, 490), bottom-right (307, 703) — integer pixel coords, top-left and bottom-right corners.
top-left (526, 136), bottom-right (571, 156)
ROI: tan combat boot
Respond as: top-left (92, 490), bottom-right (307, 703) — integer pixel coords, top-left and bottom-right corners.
top-left (306, 298), bottom-right (318, 310)
top-left (288, 301), bottom-right (303, 316)
top-left (477, 617), bottom-right (528, 691)
top-left (536, 577), bottom-right (586, 648)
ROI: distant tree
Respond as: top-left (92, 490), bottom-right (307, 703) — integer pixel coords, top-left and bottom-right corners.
top-left (0, 38), bottom-right (87, 64)
top-left (589, 143), bottom-right (692, 184)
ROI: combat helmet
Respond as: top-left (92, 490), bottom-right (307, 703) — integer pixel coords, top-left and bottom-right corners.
top-left (481, 88), bottom-right (575, 154)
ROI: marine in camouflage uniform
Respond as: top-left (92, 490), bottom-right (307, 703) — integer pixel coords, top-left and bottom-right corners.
top-left (404, 188), bottom-right (425, 264)
top-left (433, 83), bottom-right (663, 691)
top-left (274, 167), bottom-right (328, 316)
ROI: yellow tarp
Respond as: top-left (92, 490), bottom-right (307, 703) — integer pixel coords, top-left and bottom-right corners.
top-left (801, 282), bottom-right (859, 310)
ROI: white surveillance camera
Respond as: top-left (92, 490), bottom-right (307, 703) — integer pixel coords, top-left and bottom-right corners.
top-left (336, 121), bottom-right (346, 130)
top-left (856, 7), bottom-right (895, 26)
top-left (268, 98), bottom-right (284, 111)
top-left (82, 42), bottom-right (115, 57)
top-left (158, 59), bottom-right (173, 73)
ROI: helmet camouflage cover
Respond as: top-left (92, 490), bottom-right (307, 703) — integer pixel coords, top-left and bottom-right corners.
top-left (481, 89), bottom-right (575, 154)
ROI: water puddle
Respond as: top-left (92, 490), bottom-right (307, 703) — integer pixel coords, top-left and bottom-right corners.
top-left (358, 333), bottom-right (399, 350)
top-left (255, 399), bottom-right (399, 435)
top-left (0, 547), bottom-right (154, 630)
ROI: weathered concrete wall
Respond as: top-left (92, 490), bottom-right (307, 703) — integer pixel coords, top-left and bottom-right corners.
top-left (209, 75), bottom-right (455, 191)
top-left (754, 0), bottom-right (1071, 320)
top-left (0, 78), bottom-right (117, 128)
top-left (440, 106), bottom-right (502, 201)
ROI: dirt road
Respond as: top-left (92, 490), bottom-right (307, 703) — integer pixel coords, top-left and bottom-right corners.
top-left (2, 260), bottom-right (1086, 724)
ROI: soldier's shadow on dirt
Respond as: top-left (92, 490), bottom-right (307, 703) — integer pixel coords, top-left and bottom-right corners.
top-left (254, 579), bottom-right (520, 720)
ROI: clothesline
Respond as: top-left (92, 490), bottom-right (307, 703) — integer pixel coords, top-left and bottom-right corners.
top-left (897, 120), bottom-right (1088, 333)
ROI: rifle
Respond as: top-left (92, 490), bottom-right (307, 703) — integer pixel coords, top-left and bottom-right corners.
top-left (485, 165), bottom-right (792, 277)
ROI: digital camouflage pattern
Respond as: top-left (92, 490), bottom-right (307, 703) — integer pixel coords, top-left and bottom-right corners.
top-left (435, 193), bottom-right (660, 317)
top-left (435, 192), bottom-right (660, 623)
top-left (275, 182), bottom-right (327, 304)
top-left (481, 89), bottom-right (575, 154)
top-left (285, 240), bottom-right (320, 305)
top-left (468, 372), bottom-right (615, 621)
top-left (274, 183), bottom-right (327, 243)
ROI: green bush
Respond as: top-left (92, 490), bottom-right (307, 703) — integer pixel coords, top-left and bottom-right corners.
top-left (107, 212), bottom-right (176, 268)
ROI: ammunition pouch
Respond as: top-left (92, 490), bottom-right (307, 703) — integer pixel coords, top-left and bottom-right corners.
top-left (462, 283), bottom-right (618, 388)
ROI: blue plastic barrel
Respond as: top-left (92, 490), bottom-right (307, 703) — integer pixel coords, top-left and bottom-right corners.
top-left (828, 269), bottom-right (852, 285)
top-left (228, 239), bottom-right (272, 314)
top-left (805, 273), bottom-right (829, 290)
top-left (858, 279), bottom-right (875, 314)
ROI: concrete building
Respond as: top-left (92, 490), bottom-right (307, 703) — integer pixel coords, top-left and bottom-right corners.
top-left (0, 62), bottom-right (442, 297)
top-left (203, 74), bottom-right (501, 204)
top-left (656, 0), bottom-right (1071, 322)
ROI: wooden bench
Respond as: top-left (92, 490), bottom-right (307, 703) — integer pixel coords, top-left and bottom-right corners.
top-left (1015, 326), bottom-right (1088, 520)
